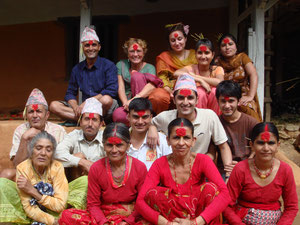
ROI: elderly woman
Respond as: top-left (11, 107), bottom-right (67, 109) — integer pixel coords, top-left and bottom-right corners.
top-left (113, 38), bottom-right (163, 125)
top-left (59, 123), bottom-right (148, 225)
top-left (148, 23), bottom-right (197, 114)
top-left (0, 131), bottom-right (68, 224)
top-left (216, 34), bottom-right (262, 121)
top-left (224, 122), bottom-right (298, 224)
top-left (174, 38), bottom-right (223, 115)
top-left (136, 118), bottom-right (230, 225)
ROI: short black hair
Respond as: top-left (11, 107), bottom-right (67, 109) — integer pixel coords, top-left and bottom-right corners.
top-left (168, 117), bottom-right (194, 137)
top-left (216, 80), bottom-right (242, 100)
top-left (195, 38), bottom-right (214, 52)
top-left (128, 98), bottom-right (153, 115)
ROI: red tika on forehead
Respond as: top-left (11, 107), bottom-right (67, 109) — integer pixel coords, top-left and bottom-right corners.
top-left (89, 113), bottom-right (94, 119)
top-left (179, 89), bottom-right (192, 97)
top-left (88, 40), bottom-right (93, 45)
top-left (176, 121), bottom-right (186, 137)
top-left (261, 124), bottom-right (270, 142)
top-left (174, 32), bottom-right (178, 38)
top-left (224, 96), bottom-right (230, 101)
top-left (200, 45), bottom-right (207, 52)
top-left (32, 104), bottom-right (38, 111)
top-left (223, 38), bottom-right (230, 44)
top-left (133, 44), bottom-right (138, 50)
top-left (137, 110), bottom-right (145, 117)
top-left (108, 137), bottom-right (122, 145)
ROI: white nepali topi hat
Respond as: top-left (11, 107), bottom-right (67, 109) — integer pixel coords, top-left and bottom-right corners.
top-left (81, 26), bottom-right (100, 43)
top-left (173, 74), bottom-right (197, 93)
top-left (81, 97), bottom-right (103, 116)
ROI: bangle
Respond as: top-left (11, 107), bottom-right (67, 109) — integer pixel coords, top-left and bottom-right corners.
top-left (191, 218), bottom-right (197, 225)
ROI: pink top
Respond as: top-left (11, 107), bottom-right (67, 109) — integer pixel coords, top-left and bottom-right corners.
top-left (136, 154), bottom-right (230, 224)
top-left (87, 157), bottom-right (147, 225)
top-left (224, 159), bottom-right (298, 225)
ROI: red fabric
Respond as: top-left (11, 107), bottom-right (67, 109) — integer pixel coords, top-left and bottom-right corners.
top-left (196, 86), bottom-right (221, 115)
top-left (136, 154), bottom-right (230, 224)
top-left (144, 182), bottom-right (222, 224)
top-left (58, 208), bottom-right (97, 225)
top-left (130, 72), bottom-right (163, 97)
top-left (223, 160), bottom-right (298, 225)
top-left (87, 157), bottom-right (147, 225)
top-left (148, 88), bottom-right (171, 114)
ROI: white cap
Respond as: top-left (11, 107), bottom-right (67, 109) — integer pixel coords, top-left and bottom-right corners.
top-left (81, 97), bottom-right (102, 116)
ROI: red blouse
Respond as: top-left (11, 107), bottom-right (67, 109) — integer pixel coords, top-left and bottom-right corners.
top-left (87, 157), bottom-right (147, 225)
top-left (224, 159), bottom-right (298, 225)
top-left (136, 154), bottom-right (230, 224)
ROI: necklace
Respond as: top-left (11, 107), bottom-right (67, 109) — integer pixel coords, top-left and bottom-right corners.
top-left (31, 162), bottom-right (47, 182)
top-left (172, 155), bottom-right (192, 196)
top-left (253, 159), bottom-right (274, 179)
top-left (106, 155), bottom-right (129, 188)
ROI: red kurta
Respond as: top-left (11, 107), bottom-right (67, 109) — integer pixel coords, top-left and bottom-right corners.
top-left (224, 159), bottom-right (298, 225)
top-left (87, 157), bottom-right (147, 225)
top-left (136, 154), bottom-right (230, 224)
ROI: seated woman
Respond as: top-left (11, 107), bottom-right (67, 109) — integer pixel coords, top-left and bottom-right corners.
top-left (0, 131), bottom-right (68, 225)
top-left (216, 34), bottom-right (262, 121)
top-left (136, 118), bottom-right (230, 225)
top-left (174, 38), bottom-right (223, 115)
top-left (113, 38), bottom-right (163, 125)
top-left (59, 123), bottom-right (148, 225)
top-left (224, 122), bottom-right (298, 224)
top-left (148, 22), bottom-right (197, 114)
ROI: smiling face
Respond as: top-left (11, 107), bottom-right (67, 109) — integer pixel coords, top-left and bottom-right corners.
top-left (169, 31), bottom-right (187, 52)
top-left (26, 104), bottom-right (49, 130)
top-left (167, 125), bottom-right (195, 157)
top-left (218, 95), bottom-right (239, 117)
top-left (82, 40), bottom-right (101, 60)
top-left (127, 109), bottom-right (152, 134)
top-left (251, 132), bottom-right (279, 162)
top-left (80, 113), bottom-right (102, 141)
top-left (220, 37), bottom-right (237, 58)
top-left (127, 43), bottom-right (145, 65)
top-left (104, 138), bottom-right (129, 163)
top-left (31, 138), bottom-right (54, 171)
top-left (196, 45), bottom-right (214, 66)
top-left (174, 90), bottom-right (198, 116)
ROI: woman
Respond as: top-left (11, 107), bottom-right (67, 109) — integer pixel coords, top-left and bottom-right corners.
top-left (174, 38), bottom-right (223, 115)
top-left (224, 122), bottom-right (298, 224)
top-left (216, 34), bottom-right (262, 121)
top-left (0, 131), bottom-right (68, 225)
top-left (136, 118), bottom-right (230, 225)
top-left (113, 38), bottom-right (163, 125)
top-left (59, 123), bottom-right (148, 225)
top-left (148, 23), bottom-right (197, 114)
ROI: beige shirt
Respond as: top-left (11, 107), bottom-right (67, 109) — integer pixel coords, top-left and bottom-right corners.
top-left (10, 122), bottom-right (67, 159)
top-left (55, 129), bottom-right (105, 167)
top-left (152, 108), bottom-right (228, 154)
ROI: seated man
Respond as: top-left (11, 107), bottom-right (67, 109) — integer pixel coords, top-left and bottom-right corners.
top-left (216, 80), bottom-right (258, 177)
top-left (55, 97), bottom-right (106, 181)
top-left (127, 98), bottom-right (172, 170)
top-left (50, 26), bottom-right (118, 122)
top-left (149, 74), bottom-right (233, 170)
top-left (0, 88), bottom-right (66, 180)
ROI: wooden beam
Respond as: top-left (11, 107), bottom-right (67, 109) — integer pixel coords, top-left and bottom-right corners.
top-left (253, 0), bottom-right (265, 120)
top-left (264, 0), bottom-right (279, 12)
top-left (229, 0), bottom-right (238, 37)
top-left (78, 0), bottom-right (92, 104)
top-left (237, 4), bottom-right (254, 23)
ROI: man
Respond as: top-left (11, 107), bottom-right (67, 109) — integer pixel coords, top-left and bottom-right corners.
top-left (55, 97), bottom-right (106, 180)
top-left (216, 80), bottom-right (258, 175)
top-left (50, 26), bottom-right (118, 122)
top-left (127, 98), bottom-right (172, 170)
top-left (150, 74), bottom-right (232, 169)
top-left (0, 88), bottom-right (66, 180)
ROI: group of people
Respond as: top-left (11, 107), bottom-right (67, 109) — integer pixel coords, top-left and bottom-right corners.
top-left (0, 22), bottom-right (298, 225)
